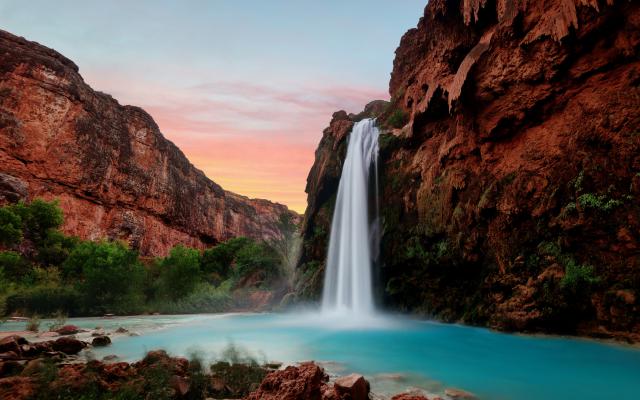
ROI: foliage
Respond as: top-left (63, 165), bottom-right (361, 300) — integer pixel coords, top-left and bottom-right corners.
top-left (577, 193), bottom-right (622, 212)
top-left (0, 206), bottom-right (22, 246)
top-left (151, 281), bottom-right (233, 314)
top-left (47, 310), bottom-right (68, 332)
top-left (561, 261), bottom-right (600, 297)
top-left (9, 199), bottom-right (64, 243)
top-left (157, 245), bottom-right (202, 301)
top-left (201, 237), bottom-right (250, 283)
top-left (36, 230), bottom-right (80, 267)
top-left (6, 285), bottom-right (81, 316)
top-left (234, 241), bottom-right (280, 283)
top-left (0, 251), bottom-right (31, 281)
top-left (386, 109), bottom-right (408, 129)
top-left (26, 314), bottom-right (41, 332)
top-left (64, 240), bottom-right (144, 314)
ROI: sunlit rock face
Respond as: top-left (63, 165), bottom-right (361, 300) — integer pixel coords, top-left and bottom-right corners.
top-left (299, 0), bottom-right (640, 342)
top-left (0, 30), bottom-right (297, 256)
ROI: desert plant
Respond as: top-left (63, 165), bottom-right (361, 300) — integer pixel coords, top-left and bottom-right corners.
top-left (26, 314), bottom-right (41, 332)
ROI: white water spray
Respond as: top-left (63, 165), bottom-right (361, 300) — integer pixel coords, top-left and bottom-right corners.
top-left (321, 118), bottom-right (380, 316)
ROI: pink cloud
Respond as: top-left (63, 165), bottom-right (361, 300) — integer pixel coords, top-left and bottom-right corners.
top-left (82, 71), bottom-right (387, 213)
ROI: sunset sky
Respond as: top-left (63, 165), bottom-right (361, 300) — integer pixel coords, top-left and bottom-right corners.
top-left (0, 0), bottom-right (425, 213)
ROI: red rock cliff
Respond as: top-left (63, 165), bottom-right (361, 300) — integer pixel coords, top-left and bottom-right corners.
top-left (0, 30), bottom-right (297, 256)
top-left (298, 0), bottom-right (640, 341)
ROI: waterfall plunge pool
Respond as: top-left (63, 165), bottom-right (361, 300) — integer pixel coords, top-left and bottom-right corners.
top-left (4, 312), bottom-right (639, 400)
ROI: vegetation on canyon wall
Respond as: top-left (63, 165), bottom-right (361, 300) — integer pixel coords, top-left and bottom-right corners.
top-left (0, 199), bottom-right (296, 318)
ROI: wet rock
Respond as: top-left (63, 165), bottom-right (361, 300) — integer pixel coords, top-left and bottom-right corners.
top-left (0, 336), bottom-right (27, 355)
top-left (334, 373), bottom-right (370, 400)
top-left (102, 355), bottom-right (119, 362)
top-left (114, 327), bottom-right (129, 334)
top-left (20, 359), bottom-right (45, 377)
top-left (0, 360), bottom-right (23, 377)
top-left (50, 337), bottom-right (86, 355)
top-left (55, 325), bottom-right (79, 335)
top-left (244, 362), bottom-right (332, 400)
top-left (0, 376), bottom-right (35, 400)
top-left (444, 388), bottom-right (477, 399)
top-left (171, 375), bottom-right (190, 397)
top-left (91, 336), bottom-right (111, 347)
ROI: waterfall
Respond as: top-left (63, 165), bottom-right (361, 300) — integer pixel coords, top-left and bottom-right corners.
top-left (321, 118), bottom-right (380, 316)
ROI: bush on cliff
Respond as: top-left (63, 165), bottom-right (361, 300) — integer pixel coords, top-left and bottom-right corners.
top-left (201, 237), bottom-right (251, 283)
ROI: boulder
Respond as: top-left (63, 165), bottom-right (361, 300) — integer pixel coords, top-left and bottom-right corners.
top-left (0, 360), bottom-right (24, 377)
top-left (20, 359), bottom-right (45, 376)
top-left (0, 376), bottom-right (35, 400)
top-left (50, 337), bottom-right (86, 355)
top-left (334, 373), bottom-right (370, 400)
top-left (91, 336), bottom-right (111, 347)
top-left (245, 362), bottom-right (331, 400)
top-left (55, 325), bottom-right (79, 335)
top-left (170, 375), bottom-right (190, 397)
top-left (0, 336), bottom-right (27, 355)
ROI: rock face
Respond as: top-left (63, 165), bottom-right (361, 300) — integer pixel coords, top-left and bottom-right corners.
top-left (0, 29), bottom-right (296, 256)
top-left (297, 0), bottom-right (640, 341)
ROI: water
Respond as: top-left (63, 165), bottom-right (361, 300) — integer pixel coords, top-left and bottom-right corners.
top-left (5, 313), bottom-right (639, 399)
top-left (322, 118), bottom-right (380, 315)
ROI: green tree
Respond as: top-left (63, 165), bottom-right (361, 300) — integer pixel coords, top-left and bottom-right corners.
top-left (64, 240), bottom-right (144, 313)
top-left (36, 230), bottom-right (80, 267)
top-left (0, 251), bottom-right (31, 281)
top-left (235, 241), bottom-right (280, 283)
top-left (159, 245), bottom-right (201, 300)
top-left (0, 207), bottom-right (22, 246)
top-left (201, 237), bottom-right (250, 283)
top-left (8, 199), bottom-right (63, 243)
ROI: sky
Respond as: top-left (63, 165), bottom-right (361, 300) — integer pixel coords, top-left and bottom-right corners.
top-left (0, 0), bottom-right (425, 213)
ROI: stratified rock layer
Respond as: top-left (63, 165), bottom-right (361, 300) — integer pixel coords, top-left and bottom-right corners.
top-left (0, 30), bottom-right (296, 256)
top-left (298, 0), bottom-right (640, 341)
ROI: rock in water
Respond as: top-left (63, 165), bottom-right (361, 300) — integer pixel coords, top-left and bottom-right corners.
top-left (91, 336), bottom-right (111, 347)
top-left (334, 373), bottom-right (370, 400)
top-left (50, 337), bottom-right (86, 355)
top-left (55, 325), bottom-right (79, 335)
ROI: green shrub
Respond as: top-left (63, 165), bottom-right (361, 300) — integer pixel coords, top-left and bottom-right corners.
top-left (577, 193), bottom-right (622, 212)
top-left (5, 285), bottom-right (82, 316)
top-left (561, 261), bottom-right (600, 296)
top-left (151, 282), bottom-right (233, 314)
top-left (26, 315), bottom-right (40, 332)
top-left (9, 199), bottom-right (64, 243)
top-left (386, 109), bottom-right (408, 129)
top-left (158, 245), bottom-right (202, 300)
top-left (0, 251), bottom-right (31, 281)
top-left (0, 206), bottom-right (22, 246)
top-left (234, 241), bottom-right (280, 283)
top-left (36, 230), bottom-right (80, 267)
top-left (201, 237), bottom-right (251, 282)
top-left (64, 240), bottom-right (144, 314)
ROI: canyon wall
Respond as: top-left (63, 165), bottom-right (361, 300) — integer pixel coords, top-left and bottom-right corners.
top-left (297, 0), bottom-right (640, 341)
top-left (0, 30), bottom-right (296, 256)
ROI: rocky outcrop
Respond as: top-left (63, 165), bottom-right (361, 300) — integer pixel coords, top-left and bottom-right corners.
top-left (0, 29), bottom-right (297, 256)
top-left (297, 0), bottom-right (640, 341)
